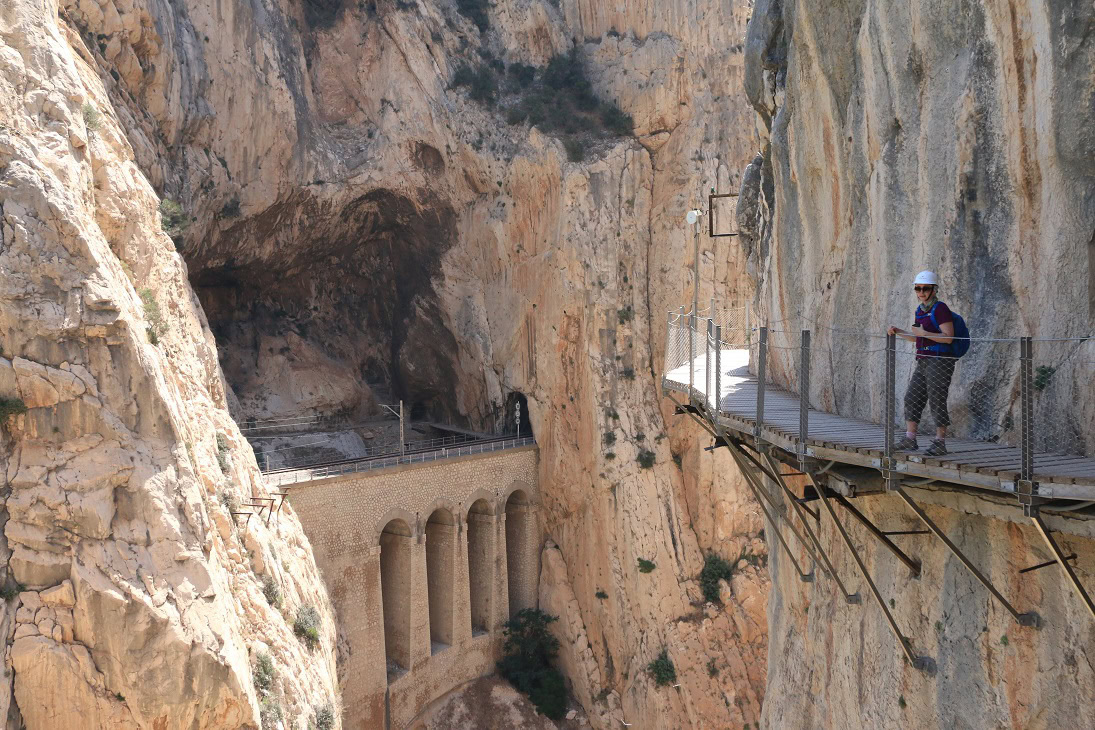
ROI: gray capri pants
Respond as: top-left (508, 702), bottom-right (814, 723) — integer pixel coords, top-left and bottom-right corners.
top-left (903, 357), bottom-right (956, 427)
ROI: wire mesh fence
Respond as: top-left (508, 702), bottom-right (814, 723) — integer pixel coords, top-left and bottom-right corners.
top-left (662, 308), bottom-right (1095, 488)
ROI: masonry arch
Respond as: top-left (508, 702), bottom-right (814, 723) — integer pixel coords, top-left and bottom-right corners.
top-left (466, 498), bottom-right (494, 634)
top-left (425, 506), bottom-right (456, 652)
top-left (374, 506), bottom-right (418, 544)
top-left (380, 517), bottom-right (413, 678)
top-left (462, 489), bottom-right (497, 516)
top-left (504, 488), bottom-right (538, 617)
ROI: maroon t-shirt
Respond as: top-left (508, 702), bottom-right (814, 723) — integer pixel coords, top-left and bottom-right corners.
top-left (913, 301), bottom-right (953, 358)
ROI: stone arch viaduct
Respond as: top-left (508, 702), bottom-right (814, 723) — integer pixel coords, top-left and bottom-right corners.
top-left (286, 443), bottom-right (541, 729)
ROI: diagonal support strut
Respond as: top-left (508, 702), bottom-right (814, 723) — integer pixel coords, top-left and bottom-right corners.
top-left (761, 452), bottom-right (860, 604)
top-left (1029, 512), bottom-right (1095, 621)
top-left (832, 493), bottom-right (921, 578)
top-left (725, 443), bottom-right (814, 583)
top-left (893, 483), bottom-right (1040, 627)
top-left (809, 473), bottom-right (931, 671)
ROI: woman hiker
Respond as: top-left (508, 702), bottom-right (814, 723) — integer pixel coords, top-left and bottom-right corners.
top-left (887, 270), bottom-right (956, 457)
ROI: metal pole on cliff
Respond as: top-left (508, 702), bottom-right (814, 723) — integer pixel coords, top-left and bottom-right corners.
top-left (399, 399), bottom-right (405, 456)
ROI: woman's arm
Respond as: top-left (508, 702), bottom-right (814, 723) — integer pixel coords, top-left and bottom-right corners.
top-left (887, 326), bottom-right (918, 342)
top-left (909, 321), bottom-right (955, 343)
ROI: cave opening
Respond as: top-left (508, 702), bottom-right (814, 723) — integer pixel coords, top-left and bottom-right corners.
top-left (187, 187), bottom-right (469, 430)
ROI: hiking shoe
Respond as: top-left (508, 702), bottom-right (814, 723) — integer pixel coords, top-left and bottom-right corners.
top-left (924, 439), bottom-right (948, 457)
top-left (895, 435), bottom-right (918, 451)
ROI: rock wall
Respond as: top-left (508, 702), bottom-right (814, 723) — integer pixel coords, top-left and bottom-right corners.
top-left (739, 0), bottom-right (1095, 726)
top-left (0, 2), bottom-right (339, 727)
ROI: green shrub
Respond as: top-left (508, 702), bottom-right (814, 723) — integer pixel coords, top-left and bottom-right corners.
top-left (617, 306), bottom-right (633, 324)
top-left (563, 136), bottom-right (584, 162)
top-left (603, 431), bottom-right (616, 446)
top-left (219, 489), bottom-right (239, 514)
top-left (508, 62), bottom-right (536, 87)
top-left (82, 102), bottom-right (101, 133)
top-left (314, 703), bottom-right (335, 730)
top-left (215, 432), bottom-right (230, 473)
top-left (707, 658), bottom-right (719, 677)
top-left (604, 451), bottom-right (615, 460)
top-left (1034, 365), bottom-right (1055, 391)
top-left (138, 288), bottom-right (166, 345)
top-left (253, 652), bottom-right (275, 695)
top-left (0, 582), bottom-right (26, 602)
top-left (159, 198), bottom-right (189, 239)
top-left (294, 605), bottom-right (321, 648)
top-left (259, 697), bottom-right (281, 730)
top-left (595, 590), bottom-right (608, 600)
top-left (0, 398), bottom-right (28, 421)
top-left (220, 198), bottom-right (241, 217)
top-left (600, 104), bottom-right (633, 135)
top-left (262, 574), bottom-right (282, 608)
top-left (621, 367), bottom-right (635, 379)
top-left (699, 552), bottom-right (734, 603)
top-left (451, 63), bottom-right (497, 104)
top-left (456, 0), bottom-right (491, 32)
top-left (497, 609), bottom-right (566, 720)
top-left (637, 558), bottom-right (655, 573)
top-left (647, 649), bottom-right (676, 686)
top-left (636, 449), bottom-right (655, 469)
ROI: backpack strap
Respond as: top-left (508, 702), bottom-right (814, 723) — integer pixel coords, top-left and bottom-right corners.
top-left (926, 301), bottom-right (940, 330)
top-left (924, 302), bottom-right (952, 354)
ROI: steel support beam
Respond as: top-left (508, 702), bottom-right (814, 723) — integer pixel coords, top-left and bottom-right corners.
top-left (810, 473), bottom-right (929, 670)
top-left (832, 494), bottom-right (921, 578)
top-left (726, 444), bottom-right (814, 583)
top-left (1030, 512), bottom-right (1095, 621)
top-left (764, 453), bottom-right (860, 604)
top-left (893, 483), bottom-right (1040, 627)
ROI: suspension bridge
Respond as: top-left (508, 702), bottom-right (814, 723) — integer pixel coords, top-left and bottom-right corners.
top-left (663, 305), bottom-right (1095, 670)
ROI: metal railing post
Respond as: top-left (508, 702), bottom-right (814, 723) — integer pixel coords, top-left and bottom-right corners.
top-left (755, 327), bottom-right (768, 449)
top-left (799, 330), bottom-right (811, 469)
top-left (705, 318), bottom-right (713, 408)
top-left (715, 325), bottom-right (722, 418)
top-left (1019, 336), bottom-right (1036, 512)
top-left (885, 333), bottom-right (896, 490)
top-left (688, 311), bottom-right (695, 399)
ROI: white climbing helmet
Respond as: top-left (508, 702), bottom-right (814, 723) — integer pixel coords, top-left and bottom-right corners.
top-left (913, 270), bottom-right (939, 286)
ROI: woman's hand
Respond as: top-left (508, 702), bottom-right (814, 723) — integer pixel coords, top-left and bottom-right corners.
top-left (888, 326), bottom-right (905, 336)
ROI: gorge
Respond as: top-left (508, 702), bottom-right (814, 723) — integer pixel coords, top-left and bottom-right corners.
top-left (0, 0), bottom-right (1093, 728)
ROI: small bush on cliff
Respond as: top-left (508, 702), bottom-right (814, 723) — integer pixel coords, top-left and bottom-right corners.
top-left (159, 198), bottom-right (189, 239)
top-left (699, 552), bottom-right (734, 603)
top-left (451, 63), bottom-right (498, 105)
top-left (0, 398), bottom-right (28, 421)
top-left (636, 449), bottom-right (655, 469)
top-left (647, 649), bottom-right (676, 686)
top-left (262, 574), bottom-right (282, 608)
top-left (82, 102), bottom-right (101, 133)
top-left (497, 609), bottom-right (566, 720)
top-left (253, 652), bottom-right (275, 695)
top-left (637, 558), bottom-right (655, 573)
top-left (139, 288), bottom-right (166, 345)
top-left (294, 604), bottom-right (321, 648)
top-left (313, 703), bottom-right (335, 730)
top-left (259, 697), bottom-right (281, 730)
top-left (215, 432), bottom-right (230, 473)
top-left (456, 0), bottom-right (491, 32)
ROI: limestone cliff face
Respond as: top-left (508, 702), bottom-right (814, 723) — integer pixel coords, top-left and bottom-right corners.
top-left (3, 0), bottom-right (769, 727)
top-left (0, 3), bottom-right (338, 728)
top-left (739, 0), bottom-right (1095, 727)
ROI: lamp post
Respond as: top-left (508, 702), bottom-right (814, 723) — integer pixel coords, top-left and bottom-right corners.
top-left (686, 208), bottom-right (703, 325)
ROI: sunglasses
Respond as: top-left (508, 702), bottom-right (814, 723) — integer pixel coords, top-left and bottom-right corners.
top-left (913, 286), bottom-right (934, 292)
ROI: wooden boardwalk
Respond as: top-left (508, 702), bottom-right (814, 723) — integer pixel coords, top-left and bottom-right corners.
top-left (666, 349), bottom-right (1095, 500)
